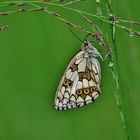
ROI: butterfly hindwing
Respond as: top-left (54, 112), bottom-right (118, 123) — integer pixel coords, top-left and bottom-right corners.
top-left (55, 42), bottom-right (101, 110)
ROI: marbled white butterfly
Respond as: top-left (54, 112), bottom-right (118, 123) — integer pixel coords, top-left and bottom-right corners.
top-left (54, 41), bottom-right (102, 110)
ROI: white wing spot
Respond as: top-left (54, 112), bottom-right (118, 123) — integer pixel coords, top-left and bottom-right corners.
top-left (77, 96), bottom-right (84, 103)
top-left (62, 100), bottom-right (68, 105)
top-left (61, 86), bottom-right (65, 95)
top-left (71, 71), bottom-right (78, 81)
top-left (70, 71), bottom-right (79, 95)
top-left (78, 102), bottom-right (84, 107)
top-left (64, 92), bottom-right (69, 99)
top-left (92, 58), bottom-right (101, 76)
top-left (92, 92), bottom-right (98, 97)
top-left (59, 102), bottom-right (63, 108)
top-left (85, 95), bottom-right (92, 101)
top-left (55, 98), bottom-right (59, 107)
top-left (75, 51), bottom-right (85, 59)
top-left (92, 63), bottom-right (97, 74)
top-left (84, 52), bottom-right (89, 58)
top-left (66, 70), bottom-right (73, 79)
top-left (66, 87), bottom-right (71, 93)
top-left (70, 95), bottom-right (76, 102)
top-left (94, 93), bottom-right (99, 100)
top-left (76, 81), bottom-right (82, 89)
top-left (86, 100), bottom-right (92, 104)
top-left (95, 75), bottom-right (100, 83)
top-left (83, 79), bottom-right (89, 88)
top-left (75, 57), bottom-right (83, 64)
top-left (78, 58), bottom-right (86, 72)
top-left (89, 79), bottom-right (96, 87)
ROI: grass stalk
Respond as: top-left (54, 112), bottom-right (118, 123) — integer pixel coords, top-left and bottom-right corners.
top-left (107, 0), bottom-right (132, 140)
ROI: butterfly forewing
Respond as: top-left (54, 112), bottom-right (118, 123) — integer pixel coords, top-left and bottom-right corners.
top-left (55, 42), bottom-right (101, 110)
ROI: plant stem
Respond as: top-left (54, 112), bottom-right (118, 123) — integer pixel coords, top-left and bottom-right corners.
top-left (111, 33), bottom-right (132, 140)
top-left (1, 0), bottom-right (140, 36)
top-left (107, 0), bottom-right (132, 140)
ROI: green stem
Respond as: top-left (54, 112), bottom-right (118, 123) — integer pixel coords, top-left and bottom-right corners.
top-left (0, 0), bottom-right (140, 36)
top-left (107, 0), bottom-right (131, 140)
top-left (111, 31), bottom-right (131, 140)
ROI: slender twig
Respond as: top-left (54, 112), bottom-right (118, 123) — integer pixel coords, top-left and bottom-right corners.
top-left (119, 18), bottom-right (140, 26)
top-left (79, 12), bottom-right (109, 52)
top-left (79, 4), bottom-right (110, 55)
top-left (31, 2), bottom-right (96, 38)
top-left (0, 25), bottom-right (8, 30)
top-left (1, 0), bottom-right (140, 37)
top-left (106, 1), bottom-right (131, 140)
top-left (1, 0), bottom-right (140, 28)
top-left (63, 0), bottom-right (82, 6)
top-left (0, 3), bottom-right (98, 37)
top-left (96, 0), bottom-right (102, 15)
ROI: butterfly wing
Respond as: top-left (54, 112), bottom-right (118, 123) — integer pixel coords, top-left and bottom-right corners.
top-left (55, 49), bottom-right (101, 110)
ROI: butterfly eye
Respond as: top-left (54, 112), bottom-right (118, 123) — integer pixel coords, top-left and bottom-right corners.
top-left (94, 87), bottom-right (97, 91)
top-left (63, 79), bottom-right (73, 88)
top-left (76, 89), bottom-right (83, 95)
top-left (68, 82), bottom-right (72, 87)
top-left (90, 86), bottom-right (97, 92)
top-left (64, 79), bottom-right (68, 85)
top-left (84, 89), bottom-right (90, 94)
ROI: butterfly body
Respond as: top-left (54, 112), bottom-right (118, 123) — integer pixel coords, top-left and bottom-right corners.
top-left (55, 41), bottom-right (101, 110)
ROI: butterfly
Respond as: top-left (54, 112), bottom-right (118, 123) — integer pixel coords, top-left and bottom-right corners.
top-left (54, 41), bottom-right (102, 110)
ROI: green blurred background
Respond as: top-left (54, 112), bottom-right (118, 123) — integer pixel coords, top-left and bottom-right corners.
top-left (0, 0), bottom-right (140, 140)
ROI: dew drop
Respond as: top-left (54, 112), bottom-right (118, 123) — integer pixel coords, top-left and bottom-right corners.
top-left (129, 33), bottom-right (134, 37)
top-left (96, 0), bottom-right (100, 3)
top-left (109, 13), bottom-right (113, 17)
top-left (99, 42), bottom-right (102, 46)
top-left (109, 61), bottom-right (114, 67)
top-left (115, 20), bottom-right (119, 24)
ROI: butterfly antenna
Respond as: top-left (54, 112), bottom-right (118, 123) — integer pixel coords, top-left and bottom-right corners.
top-left (83, 34), bottom-right (90, 42)
top-left (90, 40), bottom-right (94, 44)
top-left (69, 28), bottom-right (83, 43)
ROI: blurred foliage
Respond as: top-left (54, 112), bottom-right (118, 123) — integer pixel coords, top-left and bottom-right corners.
top-left (0, 0), bottom-right (140, 140)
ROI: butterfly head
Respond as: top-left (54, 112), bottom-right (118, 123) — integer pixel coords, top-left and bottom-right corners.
top-left (82, 41), bottom-right (102, 59)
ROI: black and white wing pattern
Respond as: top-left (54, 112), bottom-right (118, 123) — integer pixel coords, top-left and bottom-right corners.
top-left (54, 41), bottom-right (101, 110)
